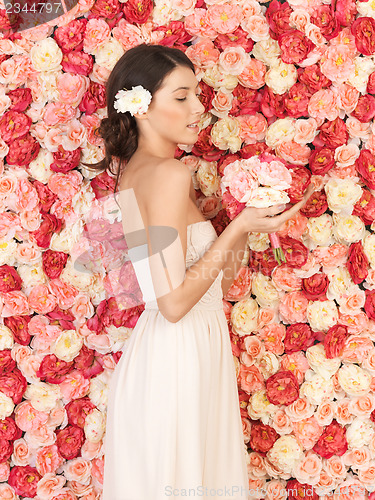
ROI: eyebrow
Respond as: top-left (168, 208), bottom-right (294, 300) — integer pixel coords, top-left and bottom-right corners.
top-left (173, 84), bottom-right (200, 92)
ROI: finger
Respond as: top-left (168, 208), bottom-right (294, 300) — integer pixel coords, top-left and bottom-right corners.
top-left (257, 204), bottom-right (287, 217)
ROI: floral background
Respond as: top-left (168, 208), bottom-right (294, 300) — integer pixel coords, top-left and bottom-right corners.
top-left (2, 0), bottom-right (375, 497)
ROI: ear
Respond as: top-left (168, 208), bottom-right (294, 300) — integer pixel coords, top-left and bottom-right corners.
top-left (133, 111), bottom-right (149, 120)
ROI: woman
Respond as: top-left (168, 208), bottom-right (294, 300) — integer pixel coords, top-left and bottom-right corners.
top-left (87, 44), bottom-right (315, 499)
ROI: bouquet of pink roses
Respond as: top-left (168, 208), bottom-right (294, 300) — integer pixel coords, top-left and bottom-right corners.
top-left (220, 153), bottom-right (293, 265)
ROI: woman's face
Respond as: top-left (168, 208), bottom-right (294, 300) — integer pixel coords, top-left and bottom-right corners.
top-left (139, 65), bottom-right (205, 147)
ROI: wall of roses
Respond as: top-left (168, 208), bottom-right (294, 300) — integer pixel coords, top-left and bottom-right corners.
top-left (1, 0), bottom-right (375, 497)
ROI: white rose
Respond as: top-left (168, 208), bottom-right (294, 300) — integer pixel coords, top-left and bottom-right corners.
top-left (338, 364), bottom-right (371, 396)
top-left (326, 267), bottom-right (355, 302)
top-left (211, 116), bottom-right (242, 153)
top-left (364, 232), bottom-right (375, 268)
top-left (306, 300), bottom-right (338, 332)
top-left (300, 372), bottom-right (334, 405)
top-left (248, 232), bottom-right (270, 252)
top-left (23, 382), bottom-right (61, 412)
top-left (152, 0), bottom-right (174, 25)
top-left (71, 182), bottom-right (97, 218)
top-left (79, 144), bottom-right (106, 179)
top-left (28, 150), bottom-right (54, 183)
top-left (0, 239), bottom-right (17, 266)
top-left (247, 389), bottom-right (278, 424)
top-left (357, 0), bottom-right (375, 18)
top-left (252, 38), bottom-right (281, 66)
top-left (17, 264), bottom-right (46, 288)
top-left (0, 391), bottom-right (14, 419)
top-left (52, 330), bottom-right (84, 362)
top-left (50, 219), bottom-right (84, 254)
top-left (252, 272), bottom-right (279, 308)
top-left (0, 325), bottom-right (14, 350)
top-left (231, 297), bottom-right (259, 336)
top-left (346, 417), bottom-right (375, 449)
top-left (255, 352), bottom-right (280, 379)
top-left (267, 435), bottom-right (304, 474)
top-left (265, 117), bottom-right (296, 148)
top-left (106, 325), bottom-right (132, 353)
top-left (247, 187), bottom-right (290, 208)
top-left (202, 64), bottom-right (239, 91)
top-left (333, 214), bottom-right (366, 245)
top-left (324, 178), bottom-right (362, 215)
top-left (347, 56), bottom-right (375, 94)
top-left (35, 71), bottom-right (60, 104)
top-left (265, 59), bottom-right (298, 95)
top-left (306, 344), bottom-right (341, 379)
top-left (196, 160), bottom-right (220, 196)
top-left (89, 370), bottom-right (112, 411)
top-left (84, 408), bottom-right (106, 443)
top-left (60, 259), bottom-right (99, 293)
top-left (305, 214), bottom-right (334, 249)
top-left (30, 38), bottom-right (62, 72)
top-left (94, 37), bottom-right (124, 72)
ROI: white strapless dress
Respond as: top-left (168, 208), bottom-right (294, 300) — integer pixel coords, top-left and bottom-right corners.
top-left (102, 220), bottom-right (249, 500)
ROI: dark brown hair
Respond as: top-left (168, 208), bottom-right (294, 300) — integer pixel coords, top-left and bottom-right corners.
top-left (82, 43), bottom-right (195, 195)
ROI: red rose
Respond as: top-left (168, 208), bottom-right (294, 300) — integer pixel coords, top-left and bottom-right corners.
top-left (66, 397), bottom-right (96, 428)
top-left (352, 94), bottom-right (375, 123)
top-left (230, 85), bottom-right (259, 116)
top-left (278, 29), bottom-right (314, 65)
top-left (0, 369), bottom-right (27, 404)
top-left (300, 190), bottom-right (328, 217)
top-left (317, 118), bottom-right (348, 149)
top-left (62, 51), bottom-right (94, 77)
top-left (90, 170), bottom-right (116, 199)
top-left (74, 344), bottom-right (104, 379)
top-left (42, 250), bottom-right (69, 280)
top-left (249, 248), bottom-right (278, 277)
top-left (56, 425), bottom-right (85, 459)
top-left (353, 188), bottom-right (375, 225)
top-left (266, 0), bottom-right (293, 39)
top-left (324, 324), bottom-right (349, 359)
top-left (266, 370), bottom-right (299, 406)
top-left (280, 236), bottom-right (309, 268)
top-left (239, 389), bottom-right (250, 419)
top-left (351, 16), bottom-right (375, 56)
top-left (0, 417), bottom-right (22, 440)
top-left (346, 241), bottom-right (369, 284)
top-left (313, 420), bottom-right (348, 458)
top-left (365, 290), bottom-right (375, 320)
top-left (368, 72), bottom-right (375, 94)
top-left (7, 87), bottom-right (32, 112)
top-left (261, 87), bottom-right (286, 119)
top-left (54, 18), bottom-right (86, 52)
top-left (29, 213), bottom-right (62, 248)
top-left (311, 5), bottom-right (340, 40)
top-left (298, 64), bottom-right (331, 93)
top-left (335, 0), bottom-right (357, 26)
top-left (240, 142), bottom-right (273, 158)
top-left (8, 465), bottom-right (41, 498)
top-left (46, 305), bottom-right (75, 330)
top-left (287, 480), bottom-right (318, 500)
top-left (286, 165), bottom-right (311, 203)
top-left (309, 147), bottom-right (335, 176)
top-left (192, 125), bottom-right (223, 161)
top-left (122, 0), bottom-right (152, 23)
top-left (0, 438), bottom-right (13, 462)
top-left (32, 180), bottom-right (57, 212)
top-left (155, 21), bottom-right (193, 49)
top-left (196, 81), bottom-right (215, 113)
top-left (284, 323), bottom-right (313, 354)
top-left (284, 83), bottom-right (311, 118)
top-left (0, 265), bottom-right (22, 293)
top-left (6, 132), bottom-right (40, 166)
top-left (0, 110), bottom-right (31, 143)
top-left (51, 146), bottom-right (81, 173)
top-left (218, 154), bottom-right (241, 176)
top-left (0, 350), bottom-right (16, 374)
top-left (221, 188), bottom-right (246, 220)
top-left (355, 149), bottom-right (375, 190)
top-left (302, 273), bottom-right (329, 300)
top-left (90, 0), bottom-right (121, 19)
top-left (4, 315), bottom-right (32, 345)
top-left (79, 81), bottom-right (106, 115)
top-left (249, 421), bottom-right (280, 455)
top-left (215, 27), bottom-right (254, 52)
top-left (36, 354), bottom-right (73, 384)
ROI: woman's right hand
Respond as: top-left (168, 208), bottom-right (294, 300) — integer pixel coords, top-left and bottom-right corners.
top-left (235, 183), bottom-right (317, 235)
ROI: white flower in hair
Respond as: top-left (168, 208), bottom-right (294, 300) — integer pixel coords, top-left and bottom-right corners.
top-left (114, 85), bottom-right (152, 116)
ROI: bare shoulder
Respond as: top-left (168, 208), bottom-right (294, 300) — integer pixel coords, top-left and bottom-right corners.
top-left (152, 158), bottom-right (191, 189)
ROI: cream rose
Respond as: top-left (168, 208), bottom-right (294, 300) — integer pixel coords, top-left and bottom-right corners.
top-left (94, 37), bottom-right (125, 72)
top-left (265, 117), bottom-right (295, 148)
top-left (255, 352), bottom-right (280, 379)
top-left (333, 214), bottom-right (366, 245)
top-left (202, 64), bottom-right (238, 91)
top-left (89, 370), bottom-right (111, 411)
top-left (210, 116), bottom-right (242, 153)
top-left (265, 59), bottom-right (298, 95)
top-left (300, 372), bottom-right (334, 405)
top-left (306, 344), bottom-right (341, 379)
top-left (52, 330), bottom-right (84, 362)
top-left (30, 38), bottom-right (63, 72)
top-left (346, 417), bottom-right (375, 449)
top-left (23, 381), bottom-right (61, 412)
top-left (252, 38), bottom-right (281, 66)
top-left (231, 297), bottom-right (259, 336)
top-left (247, 389), bottom-right (278, 423)
top-left (364, 232), bottom-right (375, 268)
top-left (248, 232), bottom-right (270, 252)
top-left (50, 219), bottom-right (84, 254)
top-left (324, 178), bottom-right (362, 215)
top-left (267, 435), bottom-right (304, 475)
top-left (196, 160), bottom-right (220, 196)
top-left (0, 391), bottom-right (14, 419)
top-left (305, 214), bottom-right (334, 249)
top-left (251, 272), bottom-right (279, 308)
top-left (84, 408), bottom-right (106, 443)
top-left (17, 264), bottom-right (46, 288)
top-left (306, 300), bottom-right (338, 332)
top-left (338, 364), bottom-right (372, 396)
top-left (28, 150), bottom-right (54, 183)
top-left (0, 325), bottom-right (14, 350)
top-left (347, 55), bottom-right (375, 94)
top-left (326, 267), bottom-right (355, 303)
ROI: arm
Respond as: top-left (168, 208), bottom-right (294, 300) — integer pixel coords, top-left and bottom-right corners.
top-left (220, 231), bottom-right (248, 298)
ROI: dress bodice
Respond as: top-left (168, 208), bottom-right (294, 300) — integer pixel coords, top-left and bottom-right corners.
top-left (128, 220), bottom-right (224, 313)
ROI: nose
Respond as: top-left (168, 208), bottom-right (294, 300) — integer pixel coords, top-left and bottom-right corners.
top-left (194, 94), bottom-right (205, 116)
